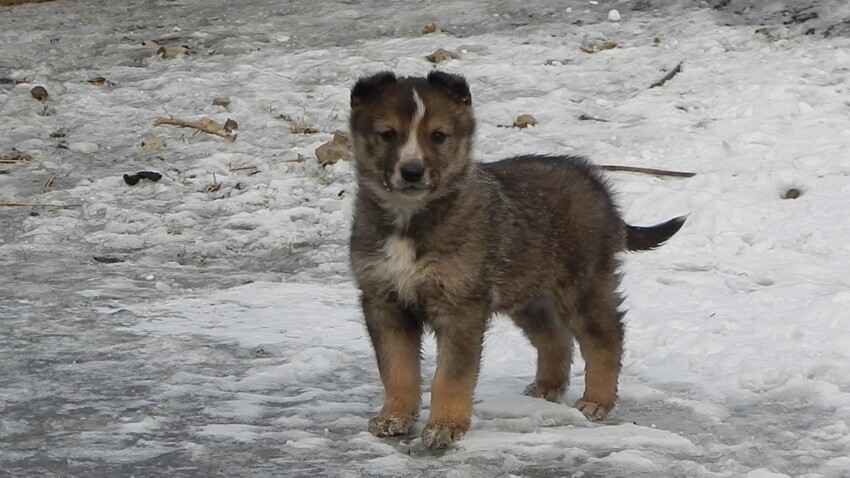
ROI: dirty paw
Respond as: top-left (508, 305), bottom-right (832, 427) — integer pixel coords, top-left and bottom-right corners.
top-left (574, 398), bottom-right (613, 421)
top-left (368, 414), bottom-right (416, 437)
top-left (523, 381), bottom-right (565, 402)
top-left (421, 421), bottom-right (468, 449)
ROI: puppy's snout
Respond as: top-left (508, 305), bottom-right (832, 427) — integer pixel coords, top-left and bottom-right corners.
top-left (400, 163), bottom-right (425, 183)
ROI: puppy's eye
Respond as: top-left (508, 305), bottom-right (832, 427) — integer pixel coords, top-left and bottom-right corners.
top-left (379, 130), bottom-right (397, 142)
top-left (431, 131), bottom-right (447, 144)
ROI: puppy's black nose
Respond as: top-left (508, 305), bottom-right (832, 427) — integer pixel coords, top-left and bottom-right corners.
top-left (400, 163), bottom-right (425, 183)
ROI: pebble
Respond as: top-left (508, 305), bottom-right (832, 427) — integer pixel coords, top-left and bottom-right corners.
top-left (608, 9), bottom-right (621, 22)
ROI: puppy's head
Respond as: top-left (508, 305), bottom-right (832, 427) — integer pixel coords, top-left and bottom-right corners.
top-left (349, 71), bottom-right (475, 205)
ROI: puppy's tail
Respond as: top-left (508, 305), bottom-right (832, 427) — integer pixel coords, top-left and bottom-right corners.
top-left (625, 215), bottom-right (687, 251)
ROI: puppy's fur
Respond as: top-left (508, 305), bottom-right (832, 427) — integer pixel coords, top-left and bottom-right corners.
top-left (348, 71), bottom-right (685, 449)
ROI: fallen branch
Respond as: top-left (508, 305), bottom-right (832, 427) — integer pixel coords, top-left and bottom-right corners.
top-left (0, 201), bottom-right (81, 208)
top-left (0, 153), bottom-right (32, 164)
top-left (649, 61), bottom-right (683, 89)
top-left (43, 174), bottom-right (55, 192)
top-left (154, 117), bottom-right (237, 142)
top-left (599, 164), bottom-right (695, 178)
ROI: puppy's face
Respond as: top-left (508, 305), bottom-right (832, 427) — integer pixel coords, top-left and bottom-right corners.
top-left (349, 71), bottom-right (475, 205)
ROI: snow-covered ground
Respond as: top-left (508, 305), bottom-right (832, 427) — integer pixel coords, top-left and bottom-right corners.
top-left (2, 0), bottom-right (850, 476)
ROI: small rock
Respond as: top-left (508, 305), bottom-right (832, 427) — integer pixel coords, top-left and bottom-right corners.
top-left (68, 142), bottom-right (99, 154)
top-left (141, 137), bottom-right (166, 151)
top-left (30, 86), bottom-right (49, 101)
top-left (514, 114), bottom-right (538, 128)
top-left (783, 188), bottom-right (801, 199)
top-left (212, 96), bottom-right (231, 107)
top-left (426, 48), bottom-right (459, 64)
top-left (422, 22), bottom-right (437, 34)
top-left (224, 119), bottom-right (238, 133)
top-left (316, 131), bottom-right (351, 167)
top-left (608, 9), bottom-right (621, 22)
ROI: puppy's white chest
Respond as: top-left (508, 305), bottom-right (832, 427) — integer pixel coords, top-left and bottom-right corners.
top-left (377, 235), bottom-right (422, 303)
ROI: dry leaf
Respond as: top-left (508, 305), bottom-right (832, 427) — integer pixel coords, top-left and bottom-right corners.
top-left (580, 41), bottom-right (619, 54)
top-left (422, 22), bottom-right (437, 34)
top-left (286, 117), bottom-right (319, 135)
top-left (514, 114), bottom-right (538, 128)
top-left (87, 76), bottom-right (115, 86)
top-left (157, 45), bottom-right (190, 59)
top-left (141, 137), bottom-right (166, 151)
top-left (426, 48), bottom-right (459, 64)
top-left (316, 131), bottom-right (351, 167)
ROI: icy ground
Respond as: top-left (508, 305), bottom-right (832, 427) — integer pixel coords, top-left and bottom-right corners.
top-left (2, 0), bottom-right (850, 476)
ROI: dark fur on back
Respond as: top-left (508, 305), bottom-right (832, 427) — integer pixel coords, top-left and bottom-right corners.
top-left (348, 71), bottom-right (685, 449)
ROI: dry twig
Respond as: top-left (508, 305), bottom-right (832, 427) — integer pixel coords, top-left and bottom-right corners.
top-left (229, 165), bottom-right (258, 173)
top-left (43, 174), bottom-right (55, 192)
top-left (649, 62), bottom-right (683, 89)
top-left (599, 164), bottom-right (695, 178)
top-left (154, 117), bottom-right (237, 142)
top-left (0, 201), bottom-right (81, 208)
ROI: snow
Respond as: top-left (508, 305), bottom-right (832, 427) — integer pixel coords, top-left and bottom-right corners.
top-left (2, 0), bottom-right (850, 477)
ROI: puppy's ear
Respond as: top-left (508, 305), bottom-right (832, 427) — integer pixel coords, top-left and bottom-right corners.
top-left (427, 71), bottom-right (471, 105)
top-left (351, 72), bottom-right (397, 109)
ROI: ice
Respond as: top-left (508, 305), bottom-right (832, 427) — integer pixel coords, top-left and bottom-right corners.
top-left (3, 0), bottom-right (850, 476)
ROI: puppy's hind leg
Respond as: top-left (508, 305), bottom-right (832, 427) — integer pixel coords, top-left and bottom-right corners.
top-left (564, 278), bottom-right (625, 421)
top-left (510, 295), bottom-right (574, 402)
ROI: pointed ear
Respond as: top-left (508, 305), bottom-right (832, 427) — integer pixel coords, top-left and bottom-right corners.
top-left (427, 71), bottom-right (471, 105)
top-left (350, 72), bottom-right (397, 109)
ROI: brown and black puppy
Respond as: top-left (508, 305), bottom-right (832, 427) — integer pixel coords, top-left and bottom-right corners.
top-left (348, 71), bottom-right (685, 449)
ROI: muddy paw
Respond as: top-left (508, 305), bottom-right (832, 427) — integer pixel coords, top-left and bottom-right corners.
top-left (523, 381), bottom-right (566, 402)
top-left (421, 421), bottom-right (468, 449)
top-left (574, 398), bottom-right (613, 421)
top-left (368, 414), bottom-right (416, 437)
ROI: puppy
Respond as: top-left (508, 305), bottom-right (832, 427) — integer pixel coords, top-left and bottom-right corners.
top-left (348, 71), bottom-right (685, 449)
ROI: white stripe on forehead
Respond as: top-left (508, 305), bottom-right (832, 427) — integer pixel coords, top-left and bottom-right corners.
top-left (399, 89), bottom-right (425, 161)
top-left (411, 89), bottom-right (425, 125)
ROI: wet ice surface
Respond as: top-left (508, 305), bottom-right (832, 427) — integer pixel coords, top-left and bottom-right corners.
top-left (2, 0), bottom-right (850, 476)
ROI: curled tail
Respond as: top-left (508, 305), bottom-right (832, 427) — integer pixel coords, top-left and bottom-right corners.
top-left (625, 215), bottom-right (687, 251)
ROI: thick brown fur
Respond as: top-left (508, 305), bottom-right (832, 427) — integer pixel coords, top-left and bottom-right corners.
top-left (348, 71), bottom-right (685, 449)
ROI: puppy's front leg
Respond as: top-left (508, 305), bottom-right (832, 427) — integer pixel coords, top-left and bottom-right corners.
top-left (363, 294), bottom-right (423, 437)
top-left (423, 302), bottom-right (488, 449)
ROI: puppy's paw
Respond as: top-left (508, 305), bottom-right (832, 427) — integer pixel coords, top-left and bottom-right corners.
top-left (574, 398), bottom-right (613, 421)
top-left (368, 414), bottom-right (416, 437)
top-left (421, 421), bottom-right (468, 449)
top-left (523, 381), bottom-right (566, 402)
